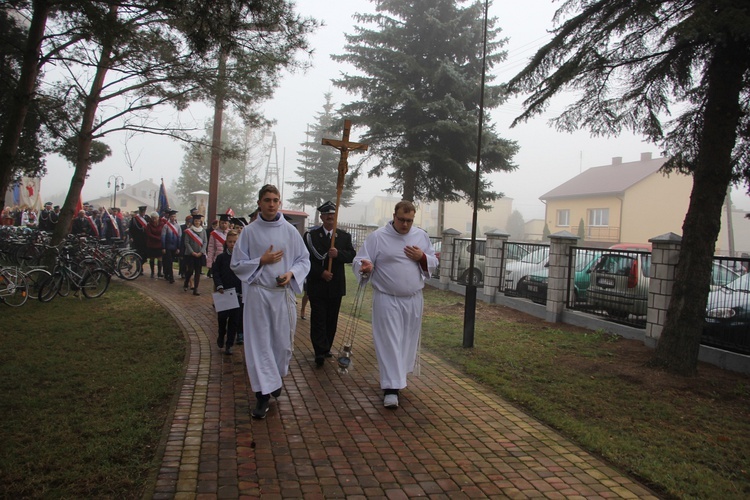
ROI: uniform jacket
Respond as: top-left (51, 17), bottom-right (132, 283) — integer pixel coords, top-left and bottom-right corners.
top-left (212, 250), bottom-right (242, 296)
top-left (161, 221), bottom-right (182, 251)
top-left (304, 226), bottom-right (355, 297)
top-left (183, 226), bottom-right (207, 255)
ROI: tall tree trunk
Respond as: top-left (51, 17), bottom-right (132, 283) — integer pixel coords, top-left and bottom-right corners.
top-left (651, 40), bottom-right (749, 375)
top-left (52, 5), bottom-right (117, 245)
top-left (208, 49), bottom-right (228, 222)
top-left (402, 163), bottom-right (418, 202)
top-left (0, 0), bottom-right (49, 198)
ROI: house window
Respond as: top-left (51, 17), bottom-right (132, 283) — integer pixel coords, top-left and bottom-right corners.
top-left (556, 209), bottom-right (570, 227)
top-left (588, 208), bottom-right (609, 227)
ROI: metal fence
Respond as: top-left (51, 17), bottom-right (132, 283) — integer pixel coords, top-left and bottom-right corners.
top-left (702, 255), bottom-right (750, 355)
top-left (451, 238), bottom-right (487, 285)
top-left (501, 242), bottom-right (549, 296)
top-left (564, 247), bottom-right (650, 328)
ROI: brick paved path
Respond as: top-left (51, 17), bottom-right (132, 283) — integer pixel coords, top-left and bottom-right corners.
top-left (131, 278), bottom-right (658, 499)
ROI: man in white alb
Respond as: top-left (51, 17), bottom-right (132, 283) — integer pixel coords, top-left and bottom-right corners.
top-left (353, 200), bottom-right (438, 409)
top-left (231, 184), bottom-right (310, 419)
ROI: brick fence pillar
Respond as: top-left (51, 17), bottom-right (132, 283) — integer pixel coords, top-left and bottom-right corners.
top-left (484, 230), bottom-right (509, 301)
top-left (546, 231), bottom-right (579, 323)
top-left (439, 228), bottom-right (461, 289)
top-left (646, 232), bottom-right (682, 347)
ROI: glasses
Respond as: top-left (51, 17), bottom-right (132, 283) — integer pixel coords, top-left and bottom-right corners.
top-left (395, 216), bottom-right (414, 224)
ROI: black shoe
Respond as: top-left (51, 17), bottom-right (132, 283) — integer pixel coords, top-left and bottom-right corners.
top-left (315, 355), bottom-right (325, 367)
top-left (158, 273), bottom-right (163, 278)
top-left (183, 286), bottom-right (188, 292)
top-left (252, 397), bottom-right (270, 419)
top-left (324, 352), bottom-right (333, 358)
top-left (217, 337), bottom-right (224, 349)
top-left (271, 387), bottom-right (282, 398)
top-left (193, 291), bottom-right (200, 296)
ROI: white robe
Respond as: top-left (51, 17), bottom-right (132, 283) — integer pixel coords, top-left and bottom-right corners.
top-left (352, 222), bottom-right (438, 389)
top-left (231, 214), bottom-right (310, 395)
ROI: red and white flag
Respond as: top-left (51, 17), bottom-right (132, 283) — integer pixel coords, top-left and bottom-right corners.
top-left (225, 207), bottom-right (235, 216)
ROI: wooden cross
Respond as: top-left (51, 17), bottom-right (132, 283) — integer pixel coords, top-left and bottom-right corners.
top-left (321, 120), bottom-right (369, 271)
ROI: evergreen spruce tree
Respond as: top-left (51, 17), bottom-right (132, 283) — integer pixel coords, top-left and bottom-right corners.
top-left (506, 210), bottom-right (525, 240)
top-left (333, 0), bottom-right (518, 205)
top-left (577, 218), bottom-right (585, 241)
top-left (286, 93), bottom-right (359, 212)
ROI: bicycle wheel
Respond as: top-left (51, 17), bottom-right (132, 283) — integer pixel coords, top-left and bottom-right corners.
top-left (57, 271), bottom-right (71, 297)
top-left (82, 269), bottom-right (110, 298)
top-left (38, 271), bottom-right (63, 302)
top-left (0, 269), bottom-right (28, 307)
top-left (23, 268), bottom-right (51, 300)
top-left (116, 252), bottom-right (142, 280)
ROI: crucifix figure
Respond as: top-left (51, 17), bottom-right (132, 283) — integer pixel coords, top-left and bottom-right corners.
top-left (321, 119), bottom-right (369, 271)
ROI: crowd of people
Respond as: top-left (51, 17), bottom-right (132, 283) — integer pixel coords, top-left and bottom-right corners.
top-left (2, 201), bottom-right (130, 243)
top-left (5, 186), bottom-right (439, 418)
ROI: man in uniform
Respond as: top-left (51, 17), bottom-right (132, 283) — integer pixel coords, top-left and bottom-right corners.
top-left (128, 205), bottom-right (150, 261)
top-left (303, 201), bottom-right (356, 366)
top-left (50, 205), bottom-right (60, 232)
top-left (353, 200), bottom-right (438, 409)
top-left (38, 202), bottom-right (54, 232)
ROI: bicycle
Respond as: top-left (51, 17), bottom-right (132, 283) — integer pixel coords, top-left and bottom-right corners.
top-left (0, 267), bottom-right (29, 307)
top-left (38, 246), bottom-right (110, 302)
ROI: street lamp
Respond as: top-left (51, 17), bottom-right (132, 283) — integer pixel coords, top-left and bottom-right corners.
top-left (107, 175), bottom-right (125, 208)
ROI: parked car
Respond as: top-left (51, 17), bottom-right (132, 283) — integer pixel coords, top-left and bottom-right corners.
top-left (704, 272), bottom-right (750, 354)
top-left (589, 250), bottom-right (742, 319)
top-left (455, 239), bottom-right (486, 285)
top-left (516, 250), bottom-right (602, 305)
top-left (503, 246), bottom-right (550, 296)
top-left (588, 251), bottom-right (651, 318)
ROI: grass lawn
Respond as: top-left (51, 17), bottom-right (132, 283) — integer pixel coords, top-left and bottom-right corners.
top-left (0, 280), bottom-right (185, 499)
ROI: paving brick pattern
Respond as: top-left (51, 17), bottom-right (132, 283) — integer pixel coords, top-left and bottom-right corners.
top-left (131, 278), bottom-right (659, 499)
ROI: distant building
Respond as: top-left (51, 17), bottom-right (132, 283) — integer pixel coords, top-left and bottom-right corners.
top-left (86, 178), bottom-right (167, 213)
top-left (539, 152), bottom-right (748, 254)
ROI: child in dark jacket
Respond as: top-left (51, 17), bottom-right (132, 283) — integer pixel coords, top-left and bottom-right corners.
top-left (212, 230), bottom-right (242, 354)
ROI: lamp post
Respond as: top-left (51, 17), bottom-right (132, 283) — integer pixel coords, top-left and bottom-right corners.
top-left (463, 0), bottom-right (490, 348)
top-left (107, 175), bottom-right (125, 209)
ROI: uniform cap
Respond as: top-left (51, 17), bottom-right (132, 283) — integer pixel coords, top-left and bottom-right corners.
top-left (218, 213), bottom-right (231, 222)
top-left (138, 205), bottom-right (147, 210)
top-left (317, 201), bottom-right (336, 214)
top-left (192, 214), bottom-right (203, 220)
top-left (230, 217), bottom-right (247, 227)
top-left (167, 209), bottom-right (178, 215)
top-left (44, 201), bottom-right (52, 207)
